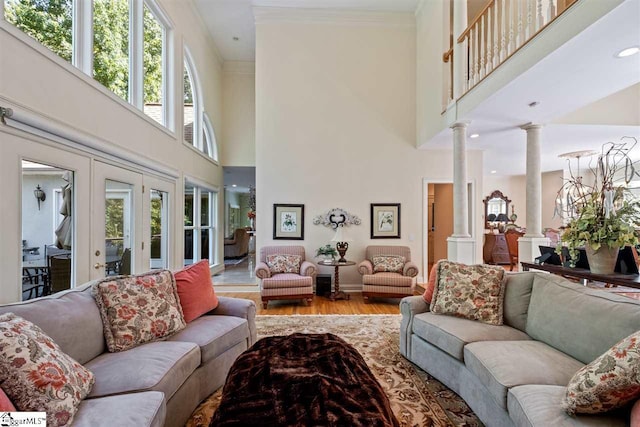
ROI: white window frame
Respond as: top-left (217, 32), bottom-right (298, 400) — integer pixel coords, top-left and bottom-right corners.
top-left (203, 112), bottom-right (219, 162)
top-left (1, 0), bottom-right (174, 131)
top-left (184, 180), bottom-right (218, 267)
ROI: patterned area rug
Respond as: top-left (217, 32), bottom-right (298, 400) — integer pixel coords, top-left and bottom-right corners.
top-left (186, 315), bottom-right (482, 427)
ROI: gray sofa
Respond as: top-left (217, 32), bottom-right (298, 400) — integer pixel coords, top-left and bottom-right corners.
top-left (0, 281), bottom-right (257, 427)
top-left (400, 271), bottom-right (640, 427)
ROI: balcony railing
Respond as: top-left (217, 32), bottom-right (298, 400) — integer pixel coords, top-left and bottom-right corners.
top-left (443, 0), bottom-right (578, 108)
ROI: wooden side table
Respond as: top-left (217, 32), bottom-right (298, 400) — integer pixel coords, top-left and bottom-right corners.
top-left (318, 260), bottom-right (355, 300)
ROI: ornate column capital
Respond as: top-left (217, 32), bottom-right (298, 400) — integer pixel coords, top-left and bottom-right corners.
top-left (450, 120), bottom-right (471, 130)
top-left (520, 122), bottom-right (544, 131)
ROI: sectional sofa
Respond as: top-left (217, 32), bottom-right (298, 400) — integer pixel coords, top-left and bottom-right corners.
top-left (0, 281), bottom-right (256, 427)
top-left (400, 271), bottom-right (640, 426)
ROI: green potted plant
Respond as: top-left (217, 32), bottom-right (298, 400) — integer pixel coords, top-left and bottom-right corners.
top-left (315, 244), bottom-right (338, 262)
top-left (555, 138), bottom-right (640, 273)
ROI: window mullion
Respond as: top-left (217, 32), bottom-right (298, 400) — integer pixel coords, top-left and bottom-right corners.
top-left (129, 0), bottom-right (144, 108)
top-left (73, 0), bottom-right (93, 75)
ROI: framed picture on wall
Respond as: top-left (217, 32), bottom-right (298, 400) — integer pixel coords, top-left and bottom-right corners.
top-left (370, 203), bottom-right (401, 239)
top-left (273, 204), bottom-right (305, 240)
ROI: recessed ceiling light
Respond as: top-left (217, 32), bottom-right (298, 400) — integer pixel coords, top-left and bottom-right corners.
top-left (616, 46), bottom-right (639, 58)
top-left (232, 37), bottom-right (240, 41)
top-left (490, 170), bottom-right (497, 174)
top-left (232, 184), bottom-right (237, 188)
top-left (470, 133), bottom-right (480, 139)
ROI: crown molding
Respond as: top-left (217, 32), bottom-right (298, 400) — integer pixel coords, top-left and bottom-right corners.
top-left (223, 61), bottom-right (256, 75)
top-left (253, 6), bottom-right (416, 28)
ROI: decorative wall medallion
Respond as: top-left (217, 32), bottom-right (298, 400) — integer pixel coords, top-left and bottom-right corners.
top-left (313, 208), bottom-right (361, 229)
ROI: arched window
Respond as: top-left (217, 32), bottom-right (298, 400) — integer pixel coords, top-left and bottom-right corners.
top-left (183, 47), bottom-right (217, 160)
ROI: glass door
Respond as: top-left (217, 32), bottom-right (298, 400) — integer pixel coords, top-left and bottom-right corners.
top-left (92, 162), bottom-right (142, 280)
top-left (143, 175), bottom-right (174, 270)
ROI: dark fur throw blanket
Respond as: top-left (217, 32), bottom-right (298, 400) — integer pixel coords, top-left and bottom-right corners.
top-left (210, 333), bottom-right (399, 427)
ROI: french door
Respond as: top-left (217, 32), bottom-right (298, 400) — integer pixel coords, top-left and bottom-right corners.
top-left (91, 161), bottom-right (143, 280)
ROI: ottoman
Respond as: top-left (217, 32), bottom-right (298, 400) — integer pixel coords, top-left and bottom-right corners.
top-left (210, 333), bottom-right (399, 427)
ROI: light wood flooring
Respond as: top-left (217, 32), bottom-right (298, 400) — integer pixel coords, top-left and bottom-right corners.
top-left (217, 291), bottom-right (410, 315)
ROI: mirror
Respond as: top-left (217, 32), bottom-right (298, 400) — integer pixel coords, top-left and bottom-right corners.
top-left (483, 190), bottom-right (511, 230)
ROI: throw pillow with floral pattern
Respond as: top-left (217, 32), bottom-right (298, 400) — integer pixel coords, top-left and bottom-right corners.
top-left (372, 255), bottom-right (406, 273)
top-left (429, 260), bottom-right (506, 325)
top-left (0, 313), bottom-right (95, 427)
top-left (266, 255), bottom-right (302, 274)
top-left (92, 270), bottom-right (186, 352)
top-left (563, 330), bottom-right (640, 415)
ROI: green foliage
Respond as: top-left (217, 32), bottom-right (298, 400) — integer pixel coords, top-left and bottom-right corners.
top-left (315, 244), bottom-right (338, 259)
top-left (105, 198), bottom-right (124, 238)
top-left (150, 197), bottom-right (162, 236)
top-left (556, 139), bottom-right (640, 265)
top-left (5, 0), bottom-right (163, 104)
top-left (183, 67), bottom-right (193, 104)
top-left (5, 0), bottom-right (73, 61)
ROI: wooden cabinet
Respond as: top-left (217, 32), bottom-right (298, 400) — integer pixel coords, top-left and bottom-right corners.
top-left (483, 233), bottom-right (510, 265)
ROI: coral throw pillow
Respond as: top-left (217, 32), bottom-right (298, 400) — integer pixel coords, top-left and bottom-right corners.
top-left (175, 260), bottom-right (219, 323)
top-left (563, 330), bottom-right (640, 415)
top-left (422, 261), bottom-right (442, 304)
top-left (266, 254), bottom-right (302, 274)
top-left (430, 260), bottom-right (506, 325)
top-left (0, 387), bottom-right (16, 411)
top-left (0, 313), bottom-right (94, 426)
top-left (92, 270), bottom-right (186, 352)
top-left (372, 255), bottom-right (406, 273)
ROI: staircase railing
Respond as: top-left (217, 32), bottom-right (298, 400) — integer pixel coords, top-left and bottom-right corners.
top-left (444, 0), bottom-right (578, 106)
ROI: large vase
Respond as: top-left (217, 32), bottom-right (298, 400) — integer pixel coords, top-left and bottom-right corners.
top-left (584, 244), bottom-right (619, 274)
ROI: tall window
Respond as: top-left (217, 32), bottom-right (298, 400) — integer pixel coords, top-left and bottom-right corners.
top-left (184, 182), bottom-right (217, 266)
top-left (93, 0), bottom-right (129, 100)
top-left (4, 0), bottom-right (73, 62)
top-left (3, 0), bottom-right (171, 129)
top-left (143, 4), bottom-right (164, 125)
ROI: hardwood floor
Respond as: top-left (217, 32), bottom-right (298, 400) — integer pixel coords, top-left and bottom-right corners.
top-left (217, 291), bottom-right (408, 315)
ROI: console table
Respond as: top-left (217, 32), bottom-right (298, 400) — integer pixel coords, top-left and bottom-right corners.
top-left (521, 262), bottom-right (640, 289)
top-left (318, 260), bottom-right (355, 301)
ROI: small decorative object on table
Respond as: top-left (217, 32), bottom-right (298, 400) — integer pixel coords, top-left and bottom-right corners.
top-left (555, 138), bottom-right (640, 273)
top-left (315, 244), bottom-right (337, 261)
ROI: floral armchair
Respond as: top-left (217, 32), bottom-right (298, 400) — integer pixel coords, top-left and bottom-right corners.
top-left (358, 245), bottom-right (418, 302)
top-left (255, 246), bottom-right (317, 309)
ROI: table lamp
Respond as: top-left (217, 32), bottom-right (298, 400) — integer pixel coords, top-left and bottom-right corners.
top-left (331, 225), bottom-right (352, 263)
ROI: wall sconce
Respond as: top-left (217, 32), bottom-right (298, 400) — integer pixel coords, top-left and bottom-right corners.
top-left (34, 185), bottom-right (46, 210)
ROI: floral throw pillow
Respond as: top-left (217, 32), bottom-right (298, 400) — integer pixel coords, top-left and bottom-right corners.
top-left (429, 260), bottom-right (506, 325)
top-left (372, 255), bottom-right (406, 273)
top-left (266, 254), bottom-right (302, 274)
top-left (92, 270), bottom-right (186, 352)
top-left (0, 313), bottom-right (95, 427)
top-left (563, 330), bottom-right (640, 415)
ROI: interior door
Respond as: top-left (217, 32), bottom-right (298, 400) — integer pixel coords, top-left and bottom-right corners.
top-left (91, 161), bottom-right (143, 280)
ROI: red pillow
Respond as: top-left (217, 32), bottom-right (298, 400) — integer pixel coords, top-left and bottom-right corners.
top-left (0, 386), bottom-right (16, 411)
top-left (422, 262), bottom-right (440, 304)
top-left (175, 260), bottom-right (219, 323)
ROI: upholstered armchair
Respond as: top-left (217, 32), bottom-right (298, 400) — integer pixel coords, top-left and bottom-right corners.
top-left (358, 246), bottom-right (418, 302)
top-left (224, 227), bottom-right (250, 259)
top-left (255, 246), bottom-right (316, 309)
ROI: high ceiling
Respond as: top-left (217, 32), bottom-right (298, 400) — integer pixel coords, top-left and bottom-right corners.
top-left (194, 0), bottom-right (420, 61)
top-left (195, 0), bottom-right (640, 176)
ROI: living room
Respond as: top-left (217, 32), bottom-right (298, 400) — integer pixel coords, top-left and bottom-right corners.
top-left (1, 0), bottom-right (640, 425)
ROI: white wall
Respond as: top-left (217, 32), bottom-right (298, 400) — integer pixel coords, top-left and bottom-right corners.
top-left (0, 0), bottom-right (224, 302)
top-left (222, 61), bottom-right (256, 166)
top-left (255, 9), bottom-right (485, 286)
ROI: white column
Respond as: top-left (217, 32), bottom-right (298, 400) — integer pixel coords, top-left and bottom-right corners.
top-left (452, 0), bottom-right (468, 99)
top-left (452, 122), bottom-right (470, 237)
top-left (448, 121), bottom-right (475, 264)
top-left (519, 123), bottom-right (549, 264)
